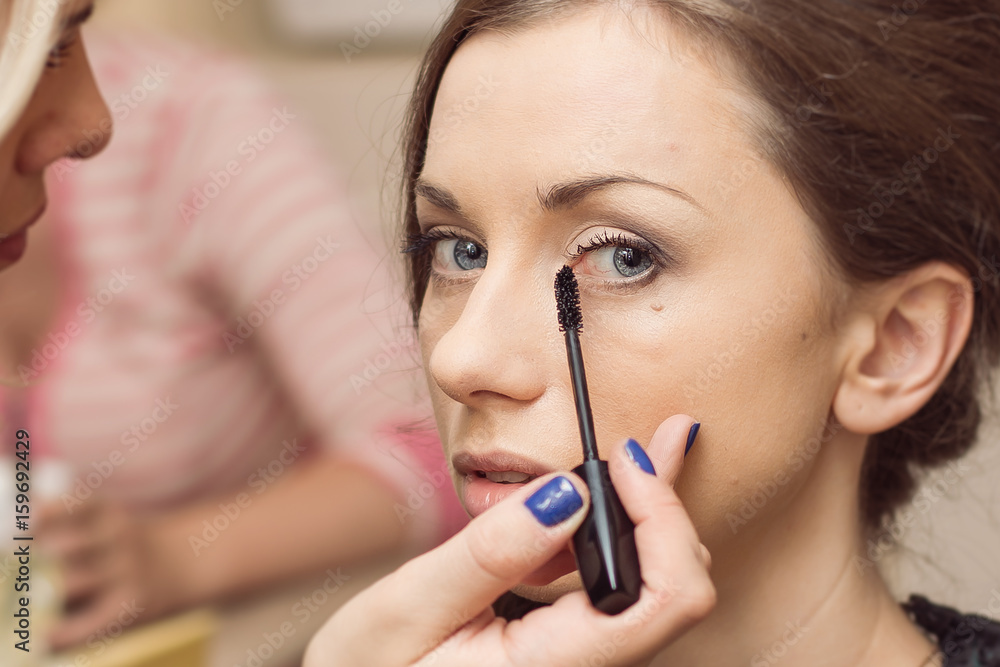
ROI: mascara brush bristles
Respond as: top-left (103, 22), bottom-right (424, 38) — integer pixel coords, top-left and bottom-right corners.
top-left (554, 265), bottom-right (599, 462)
top-left (555, 265), bottom-right (583, 332)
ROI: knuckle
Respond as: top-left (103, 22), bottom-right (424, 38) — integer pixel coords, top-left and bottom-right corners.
top-left (699, 544), bottom-right (713, 571)
top-left (645, 489), bottom-right (688, 519)
top-left (678, 578), bottom-right (717, 624)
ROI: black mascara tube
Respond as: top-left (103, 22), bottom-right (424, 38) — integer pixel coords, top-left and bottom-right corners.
top-left (555, 266), bottom-right (642, 615)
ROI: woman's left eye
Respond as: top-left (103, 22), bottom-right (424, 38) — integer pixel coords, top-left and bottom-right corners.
top-left (574, 232), bottom-right (657, 280)
top-left (584, 245), bottom-right (653, 278)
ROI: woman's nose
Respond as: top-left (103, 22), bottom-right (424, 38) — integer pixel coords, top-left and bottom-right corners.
top-left (426, 268), bottom-right (554, 409)
top-left (17, 43), bottom-right (112, 174)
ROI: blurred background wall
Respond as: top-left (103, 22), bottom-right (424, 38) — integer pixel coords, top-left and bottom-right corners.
top-left (87, 0), bottom-right (1000, 615)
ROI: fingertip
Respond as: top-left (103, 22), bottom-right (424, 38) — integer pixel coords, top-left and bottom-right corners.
top-left (555, 470), bottom-right (592, 509)
top-left (623, 437), bottom-right (657, 475)
top-left (647, 415), bottom-right (700, 478)
top-left (685, 422), bottom-right (701, 457)
top-left (523, 473), bottom-right (589, 528)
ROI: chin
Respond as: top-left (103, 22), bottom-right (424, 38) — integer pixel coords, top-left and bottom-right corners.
top-left (512, 571), bottom-right (584, 604)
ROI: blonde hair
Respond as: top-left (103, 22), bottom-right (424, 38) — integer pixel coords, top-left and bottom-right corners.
top-left (0, 0), bottom-right (72, 140)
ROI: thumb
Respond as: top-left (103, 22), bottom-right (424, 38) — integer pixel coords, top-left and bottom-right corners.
top-left (340, 472), bottom-right (591, 664)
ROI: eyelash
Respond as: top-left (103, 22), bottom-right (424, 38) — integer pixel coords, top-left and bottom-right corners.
top-left (46, 35), bottom-right (76, 69)
top-left (402, 228), bottom-right (474, 257)
top-left (568, 230), bottom-right (661, 265)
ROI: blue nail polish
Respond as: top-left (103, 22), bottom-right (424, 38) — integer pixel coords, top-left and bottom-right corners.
top-left (524, 476), bottom-right (584, 527)
top-left (685, 422), bottom-right (701, 457)
top-left (625, 438), bottom-right (656, 475)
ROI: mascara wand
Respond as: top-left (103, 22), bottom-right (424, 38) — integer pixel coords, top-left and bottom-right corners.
top-left (554, 266), bottom-right (642, 615)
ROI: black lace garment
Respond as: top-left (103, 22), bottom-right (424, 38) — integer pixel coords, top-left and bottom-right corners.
top-left (492, 592), bottom-right (1000, 665)
top-left (903, 594), bottom-right (1000, 666)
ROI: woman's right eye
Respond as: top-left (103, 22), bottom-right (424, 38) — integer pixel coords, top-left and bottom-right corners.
top-left (433, 238), bottom-right (488, 272)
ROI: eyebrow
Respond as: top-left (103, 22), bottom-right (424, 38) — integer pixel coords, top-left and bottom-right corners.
top-left (538, 175), bottom-right (705, 213)
top-left (413, 173), bottom-right (705, 219)
top-left (62, 2), bottom-right (95, 31)
top-left (413, 180), bottom-right (464, 216)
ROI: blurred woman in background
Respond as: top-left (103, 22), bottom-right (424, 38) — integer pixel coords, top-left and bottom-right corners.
top-left (0, 0), bottom-right (108, 269)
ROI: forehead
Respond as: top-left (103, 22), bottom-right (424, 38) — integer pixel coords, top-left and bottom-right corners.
top-left (423, 3), bottom-right (759, 215)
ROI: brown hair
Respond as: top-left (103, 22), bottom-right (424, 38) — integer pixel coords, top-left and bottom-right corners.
top-left (399, 0), bottom-right (1000, 531)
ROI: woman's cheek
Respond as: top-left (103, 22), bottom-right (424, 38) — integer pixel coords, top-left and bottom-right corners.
top-left (418, 290), bottom-right (455, 372)
top-left (578, 282), bottom-right (831, 540)
top-left (685, 319), bottom-right (836, 548)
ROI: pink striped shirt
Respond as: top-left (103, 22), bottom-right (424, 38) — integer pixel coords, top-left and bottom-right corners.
top-left (2, 31), bottom-right (467, 547)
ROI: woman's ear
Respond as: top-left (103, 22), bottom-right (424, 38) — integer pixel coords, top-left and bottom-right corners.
top-left (832, 262), bottom-right (974, 434)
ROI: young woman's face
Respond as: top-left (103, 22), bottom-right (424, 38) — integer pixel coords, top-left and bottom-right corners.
top-left (0, 0), bottom-right (109, 270)
top-left (417, 5), bottom-right (843, 600)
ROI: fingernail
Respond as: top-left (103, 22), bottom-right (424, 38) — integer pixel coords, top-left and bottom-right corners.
top-left (524, 476), bottom-right (584, 527)
top-left (625, 438), bottom-right (656, 475)
top-left (685, 422), bottom-right (701, 457)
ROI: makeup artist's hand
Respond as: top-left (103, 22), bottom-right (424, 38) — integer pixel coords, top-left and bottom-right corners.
top-left (304, 415), bottom-right (713, 667)
top-left (36, 498), bottom-right (169, 649)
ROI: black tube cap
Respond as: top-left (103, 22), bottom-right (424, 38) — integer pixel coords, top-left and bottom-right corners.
top-left (571, 459), bottom-right (642, 615)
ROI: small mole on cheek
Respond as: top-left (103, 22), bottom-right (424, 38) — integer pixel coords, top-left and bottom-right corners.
top-left (651, 303), bottom-right (664, 312)
top-left (800, 332), bottom-right (808, 341)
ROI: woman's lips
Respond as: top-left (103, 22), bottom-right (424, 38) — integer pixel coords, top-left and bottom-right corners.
top-left (0, 230), bottom-right (29, 263)
top-left (461, 472), bottom-right (537, 517)
top-left (453, 451), bottom-right (554, 518)
top-left (0, 204), bottom-right (45, 263)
